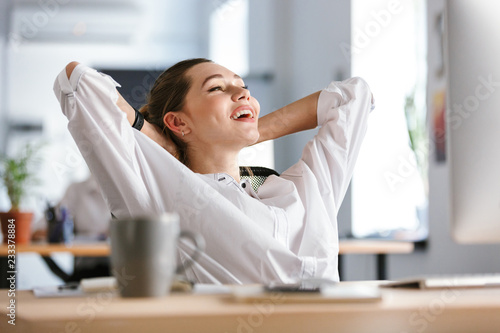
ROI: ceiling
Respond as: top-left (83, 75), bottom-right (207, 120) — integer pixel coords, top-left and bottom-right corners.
top-left (8, 0), bottom-right (207, 45)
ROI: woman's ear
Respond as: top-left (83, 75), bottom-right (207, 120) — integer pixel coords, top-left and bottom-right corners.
top-left (164, 112), bottom-right (189, 137)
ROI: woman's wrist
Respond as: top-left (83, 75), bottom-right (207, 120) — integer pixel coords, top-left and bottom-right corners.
top-left (132, 108), bottom-right (144, 131)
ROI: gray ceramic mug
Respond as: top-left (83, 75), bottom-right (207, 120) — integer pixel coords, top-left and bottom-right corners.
top-left (109, 213), bottom-right (203, 297)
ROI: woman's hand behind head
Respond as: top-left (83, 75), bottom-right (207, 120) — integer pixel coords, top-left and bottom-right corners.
top-left (141, 121), bottom-right (179, 158)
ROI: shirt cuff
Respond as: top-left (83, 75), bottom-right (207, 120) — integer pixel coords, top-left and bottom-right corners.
top-left (53, 63), bottom-right (91, 104)
top-left (317, 81), bottom-right (344, 127)
top-left (300, 256), bottom-right (317, 280)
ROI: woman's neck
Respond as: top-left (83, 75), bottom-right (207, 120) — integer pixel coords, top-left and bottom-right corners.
top-left (187, 145), bottom-right (241, 182)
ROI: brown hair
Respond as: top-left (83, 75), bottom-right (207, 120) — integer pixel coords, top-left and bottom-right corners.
top-left (140, 58), bottom-right (213, 165)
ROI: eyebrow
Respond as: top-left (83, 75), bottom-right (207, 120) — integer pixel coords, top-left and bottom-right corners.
top-left (201, 74), bottom-right (242, 88)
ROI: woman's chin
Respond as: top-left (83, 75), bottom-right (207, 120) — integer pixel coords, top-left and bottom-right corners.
top-left (246, 132), bottom-right (260, 146)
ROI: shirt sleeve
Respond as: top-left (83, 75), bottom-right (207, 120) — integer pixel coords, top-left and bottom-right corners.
top-left (53, 64), bottom-right (160, 217)
top-left (292, 77), bottom-right (374, 214)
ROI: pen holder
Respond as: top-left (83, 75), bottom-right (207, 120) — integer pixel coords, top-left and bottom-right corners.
top-left (47, 205), bottom-right (74, 244)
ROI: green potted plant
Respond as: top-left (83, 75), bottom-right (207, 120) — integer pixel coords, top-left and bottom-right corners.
top-left (0, 144), bottom-right (40, 244)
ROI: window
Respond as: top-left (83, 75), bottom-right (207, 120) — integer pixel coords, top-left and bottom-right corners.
top-left (350, 0), bottom-right (428, 240)
top-left (209, 0), bottom-right (249, 77)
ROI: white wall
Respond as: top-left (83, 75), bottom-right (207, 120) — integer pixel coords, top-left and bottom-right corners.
top-left (267, 0), bottom-right (351, 173)
top-left (0, 1), bottom-right (11, 153)
top-left (0, 1), bottom-right (13, 210)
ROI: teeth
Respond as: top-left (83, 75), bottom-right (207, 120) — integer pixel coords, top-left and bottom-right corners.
top-left (231, 109), bottom-right (253, 120)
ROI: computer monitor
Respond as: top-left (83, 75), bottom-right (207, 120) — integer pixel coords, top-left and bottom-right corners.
top-left (98, 69), bottom-right (165, 110)
top-left (445, 0), bottom-right (500, 243)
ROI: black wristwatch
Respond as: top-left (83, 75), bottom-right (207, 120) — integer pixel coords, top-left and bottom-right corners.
top-left (132, 108), bottom-right (144, 131)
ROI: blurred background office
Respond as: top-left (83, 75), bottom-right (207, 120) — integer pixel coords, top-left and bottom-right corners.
top-left (1, 0), bottom-right (499, 289)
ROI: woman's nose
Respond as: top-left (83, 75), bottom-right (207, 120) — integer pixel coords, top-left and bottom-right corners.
top-left (233, 86), bottom-right (250, 101)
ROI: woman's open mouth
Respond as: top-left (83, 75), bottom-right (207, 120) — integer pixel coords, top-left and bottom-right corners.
top-left (230, 106), bottom-right (255, 121)
top-left (231, 109), bottom-right (254, 120)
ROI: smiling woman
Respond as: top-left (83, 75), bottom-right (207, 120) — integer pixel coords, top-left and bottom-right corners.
top-left (54, 58), bottom-right (374, 284)
top-left (152, 59), bottom-right (261, 181)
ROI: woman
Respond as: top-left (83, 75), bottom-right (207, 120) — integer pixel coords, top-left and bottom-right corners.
top-left (55, 58), bottom-right (374, 284)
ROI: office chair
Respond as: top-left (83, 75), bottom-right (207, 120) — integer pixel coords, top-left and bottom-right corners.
top-left (239, 166), bottom-right (280, 192)
top-left (43, 166), bottom-right (280, 283)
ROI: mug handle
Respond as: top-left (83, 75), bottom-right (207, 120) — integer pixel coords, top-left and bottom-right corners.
top-left (176, 230), bottom-right (205, 274)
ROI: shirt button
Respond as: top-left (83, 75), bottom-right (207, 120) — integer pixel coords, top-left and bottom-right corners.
top-left (241, 183), bottom-right (246, 188)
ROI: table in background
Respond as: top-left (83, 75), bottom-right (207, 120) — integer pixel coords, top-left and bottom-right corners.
top-left (0, 239), bottom-right (414, 286)
top-left (1, 281), bottom-right (499, 333)
top-left (0, 242), bottom-right (110, 288)
top-left (0, 239), bottom-right (413, 256)
top-left (338, 239), bottom-right (414, 280)
top-left (0, 242), bottom-right (109, 257)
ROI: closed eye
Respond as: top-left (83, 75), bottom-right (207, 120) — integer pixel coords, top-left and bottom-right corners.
top-left (209, 85), bottom-right (248, 92)
top-left (208, 86), bottom-right (223, 92)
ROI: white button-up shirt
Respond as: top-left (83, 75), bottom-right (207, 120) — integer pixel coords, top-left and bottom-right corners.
top-left (54, 64), bottom-right (373, 284)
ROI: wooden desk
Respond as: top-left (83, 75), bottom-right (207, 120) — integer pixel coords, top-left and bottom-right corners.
top-left (1, 282), bottom-right (499, 333)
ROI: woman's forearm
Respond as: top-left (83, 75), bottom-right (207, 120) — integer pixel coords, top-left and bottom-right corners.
top-left (256, 91), bottom-right (321, 144)
top-left (116, 90), bottom-right (136, 125)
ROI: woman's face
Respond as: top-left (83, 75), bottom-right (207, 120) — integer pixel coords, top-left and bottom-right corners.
top-left (180, 62), bottom-right (260, 150)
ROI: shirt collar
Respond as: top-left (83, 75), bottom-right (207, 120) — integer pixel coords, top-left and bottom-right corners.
top-left (200, 173), bottom-right (256, 196)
